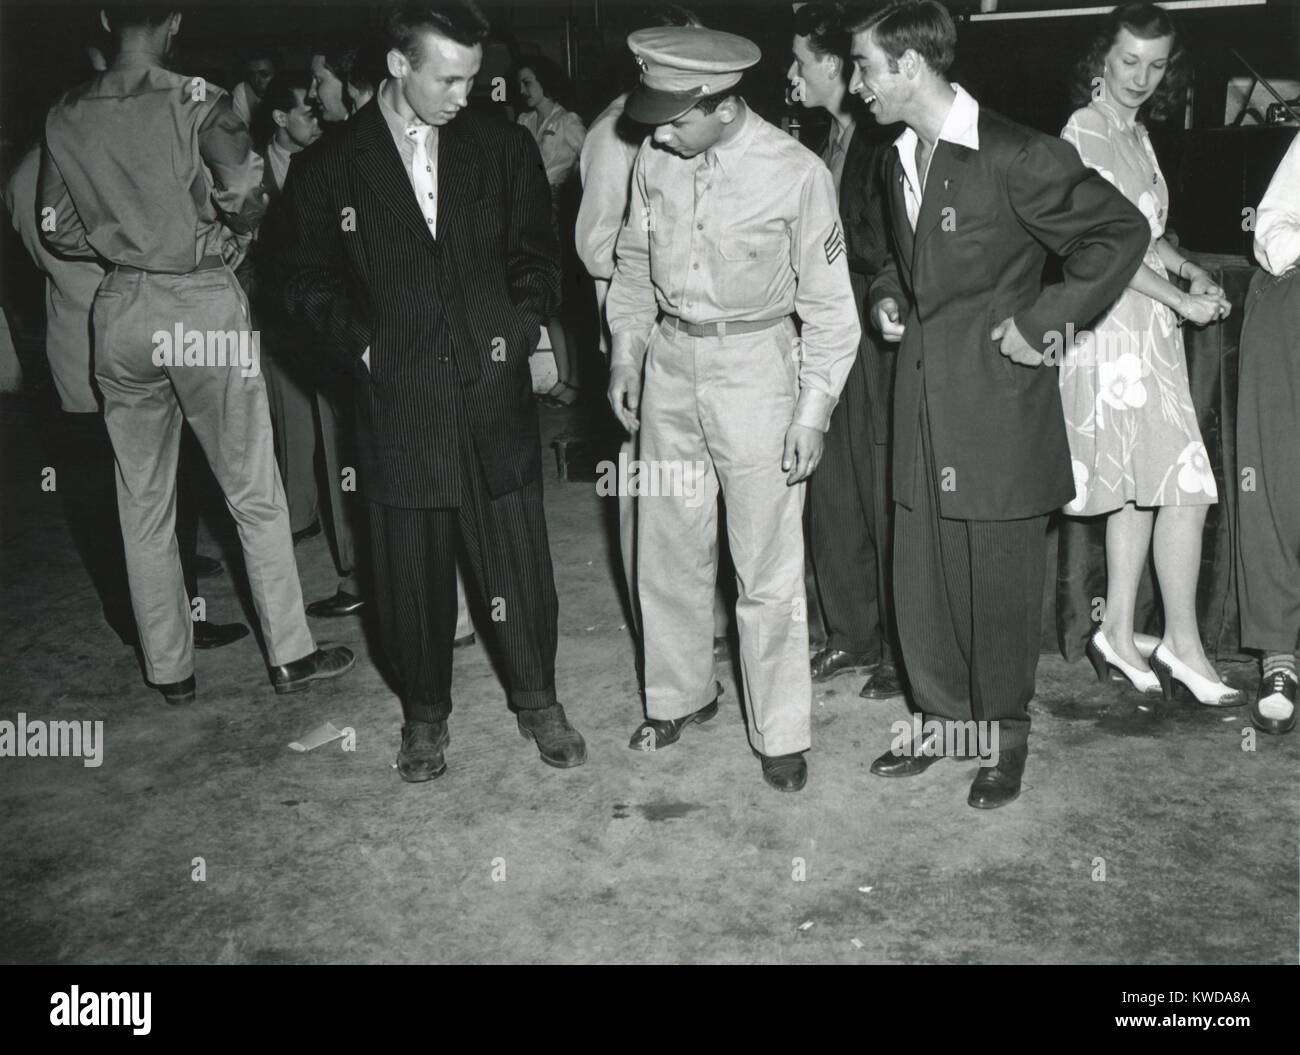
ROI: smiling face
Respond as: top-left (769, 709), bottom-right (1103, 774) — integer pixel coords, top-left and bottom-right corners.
top-left (309, 55), bottom-right (349, 122)
top-left (848, 28), bottom-right (910, 125)
top-left (787, 34), bottom-right (842, 112)
top-left (390, 30), bottom-right (481, 126)
top-left (1101, 27), bottom-right (1172, 111)
top-left (516, 66), bottom-right (547, 110)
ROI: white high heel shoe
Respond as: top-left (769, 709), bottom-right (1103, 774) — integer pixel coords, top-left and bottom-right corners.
top-left (1148, 644), bottom-right (1246, 707)
top-left (1086, 628), bottom-right (1161, 694)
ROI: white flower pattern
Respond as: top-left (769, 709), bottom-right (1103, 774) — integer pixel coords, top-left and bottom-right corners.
top-left (1176, 442), bottom-right (1217, 497)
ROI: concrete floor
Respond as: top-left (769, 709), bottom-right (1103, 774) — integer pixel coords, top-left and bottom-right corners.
top-left (0, 393), bottom-right (1295, 964)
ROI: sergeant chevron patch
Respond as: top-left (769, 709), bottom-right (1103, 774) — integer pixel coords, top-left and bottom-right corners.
top-left (824, 224), bottom-right (845, 265)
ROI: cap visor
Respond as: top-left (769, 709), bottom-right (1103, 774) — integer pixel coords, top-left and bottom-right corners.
top-left (625, 85), bottom-right (702, 125)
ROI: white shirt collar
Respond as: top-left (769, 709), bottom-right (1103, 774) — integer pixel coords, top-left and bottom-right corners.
top-left (893, 82), bottom-right (981, 158)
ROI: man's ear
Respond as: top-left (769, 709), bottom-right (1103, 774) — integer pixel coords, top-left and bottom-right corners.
top-left (901, 48), bottom-right (921, 80)
top-left (717, 95), bottom-right (739, 125)
top-left (386, 47), bottom-right (407, 80)
top-left (99, 9), bottom-right (110, 33)
top-left (273, 108), bottom-right (289, 130)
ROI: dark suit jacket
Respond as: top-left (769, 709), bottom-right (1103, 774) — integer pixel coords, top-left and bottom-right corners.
top-left (817, 118), bottom-right (897, 446)
top-left (870, 106), bottom-right (1149, 521)
top-left (278, 100), bottom-right (560, 508)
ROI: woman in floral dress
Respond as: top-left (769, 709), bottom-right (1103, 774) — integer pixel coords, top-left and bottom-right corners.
top-left (1059, 2), bottom-right (1241, 705)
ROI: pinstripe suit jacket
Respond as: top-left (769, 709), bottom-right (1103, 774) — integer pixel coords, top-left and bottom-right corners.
top-left (279, 101), bottom-right (560, 508)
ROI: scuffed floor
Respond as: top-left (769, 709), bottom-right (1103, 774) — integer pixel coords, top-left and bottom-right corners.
top-left (1, 395), bottom-right (1295, 964)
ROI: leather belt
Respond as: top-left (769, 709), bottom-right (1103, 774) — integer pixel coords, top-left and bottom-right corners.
top-left (659, 313), bottom-right (788, 339)
top-left (111, 253), bottom-right (226, 276)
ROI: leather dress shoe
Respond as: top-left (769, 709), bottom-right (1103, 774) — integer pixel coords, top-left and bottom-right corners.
top-left (292, 520), bottom-right (321, 546)
top-left (811, 647), bottom-right (878, 683)
top-left (1251, 668), bottom-right (1297, 736)
top-left (270, 645), bottom-right (356, 694)
top-left (859, 660), bottom-right (904, 700)
top-left (397, 720), bottom-right (449, 782)
top-left (156, 674), bottom-right (196, 706)
top-left (760, 751), bottom-right (807, 792)
top-left (517, 703), bottom-right (587, 768)
top-left (193, 620), bottom-right (250, 649)
top-left (628, 697), bottom-right (719, 751)
top-left (869, 730), bottom-right (947, 777)
top-left (968, 744), bottom-right (1028, 810)
top-left (305, 589), bottom-right (365, 618)
top-left (193, 553), bottom-right (223, 578)
top-left (453, 633), bottom-right (476, 649)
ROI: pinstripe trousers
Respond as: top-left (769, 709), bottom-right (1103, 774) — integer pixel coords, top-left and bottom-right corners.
top-left (366, 429), bottom-right (558, 724)
top-left (893, 389), bottom-right (1046, 749)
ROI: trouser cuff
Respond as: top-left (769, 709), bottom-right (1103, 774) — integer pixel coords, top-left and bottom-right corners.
top-left (511, 686), bottom-right (557, 711)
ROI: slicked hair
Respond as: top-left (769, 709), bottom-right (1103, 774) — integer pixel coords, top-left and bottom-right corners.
top-left (794, 1), bottom-right (850, 63)
top-left (845, 0), bottom-right (955, 76)
top-left (385, 0), bottom-right (490, 69)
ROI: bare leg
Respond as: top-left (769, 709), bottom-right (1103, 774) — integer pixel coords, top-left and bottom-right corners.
top-left (1152, 504), bottom-right (1219, 679)
top-left (1100, 501), bottom-right (1154, 669)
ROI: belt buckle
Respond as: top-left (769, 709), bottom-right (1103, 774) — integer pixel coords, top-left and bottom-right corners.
top-left (715, 321), bottom-right (727, 338)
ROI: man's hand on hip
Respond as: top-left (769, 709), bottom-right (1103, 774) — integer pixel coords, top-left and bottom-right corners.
top-left (783, 423), bottom-right (824, 485)
top-left (607, 365), bottom-right (642, 434)
top-left (991, 316), bottom-right (1044, 367)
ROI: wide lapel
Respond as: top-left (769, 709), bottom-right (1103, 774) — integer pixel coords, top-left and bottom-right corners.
top-left (885, 149), bottom-right (914, 278)
top-left (911, 141), bottom-right (972, 263)
top-left (435, 117), bottom-right (478, 236)
top-left (351, 100), bottom-right (438, 254)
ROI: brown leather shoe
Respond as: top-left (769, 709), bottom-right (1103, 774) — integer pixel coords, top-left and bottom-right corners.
top-left (517, 703), bottom-right (587, 768)
top-left (397, 720), bottom-right (449, 782)
top-left (270, 646), bottom-right (356, 694)
top-left (628, 697), bottom-right (719, 751)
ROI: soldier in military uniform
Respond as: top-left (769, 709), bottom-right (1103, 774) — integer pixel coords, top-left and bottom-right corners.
top-left (606, 26), bottom-right (860, 791)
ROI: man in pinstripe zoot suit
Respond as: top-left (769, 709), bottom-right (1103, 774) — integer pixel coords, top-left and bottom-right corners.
top-left (281, 1), bottom-right (586, 782)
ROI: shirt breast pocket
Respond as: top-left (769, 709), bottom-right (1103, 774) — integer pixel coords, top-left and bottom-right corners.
top-left (717, 232), bottom-right (787, 313)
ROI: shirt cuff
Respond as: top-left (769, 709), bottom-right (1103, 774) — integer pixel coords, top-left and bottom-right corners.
top-left (792, 387), bottom-right (838, 432)
top-left (610, 332), bottom-right (648, 374)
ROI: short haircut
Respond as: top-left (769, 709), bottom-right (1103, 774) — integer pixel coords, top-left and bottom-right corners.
top-left (385, 1), bottom-right (490, 69)
top-left (512, 54), bottom-right (572, 108)
top-left (263, 70), bottom-right (313, 118)
top-left (101, 3), bottom-right (176, 32)
top-left (846, 0), bottom-right (956, 76)
top-left (1071, 1), bottom-right (1189, 124)
top-left (691, 85), bottom-right (740, 116)
top-left (794, 1), bottom-right (850, 63)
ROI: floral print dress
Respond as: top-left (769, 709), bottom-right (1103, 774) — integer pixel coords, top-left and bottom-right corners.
top-left (1058, 98), bottom-right (1218, 515)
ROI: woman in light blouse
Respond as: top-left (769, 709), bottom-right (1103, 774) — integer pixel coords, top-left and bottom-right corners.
top-left (514, 56), bottom-right (586, 407)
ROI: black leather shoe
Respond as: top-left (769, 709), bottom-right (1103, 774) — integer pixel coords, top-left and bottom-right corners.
top-left (760, 751), bottom-right (807, 792)
top-left (1251, 668), bottom-right (1297, 736)
top-left (811, 647), bottom-right (878, 683)
top-left (193, 553), bottom-right (223, 578)
top-left (397, 720), bottom-right (449, 782)
top-left (869, 730), bottom-right (946, 777)
top-left (193, 620), bottom-right (250, 649)
top-left (156, 674), bottom-right (196, 706)
top-left (517, 703), bottom-right (587, 768)
top-left (968, 744), bottom-right (1028, 809)
top-left (292, 520), bottom-right (321, 546)
top-left (305, 589), bottom-right (365, 618)
top-left (270, 645), bottom-right (356, 694)
top-left (453, 632), bottom-right (476, 649)
top-left (628, 697), bottom-right (719, 751)
top-left (859, 660), bottom-right (904, 700)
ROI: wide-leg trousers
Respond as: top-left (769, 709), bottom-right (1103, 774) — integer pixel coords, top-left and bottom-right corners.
top-left (366, 429), bottom-right (559, 724)
top-left (893, 390), bottom-right (1047, 749)
top-left (1237, 267), bottom-right (1300, 653)
top-left (93, 265), bottom-right (315, 684)
top-left (637, 318), bottom-right (811, 757)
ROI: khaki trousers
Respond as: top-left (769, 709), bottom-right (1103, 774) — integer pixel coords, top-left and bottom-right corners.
top-left (637, 318), bottom-right (811, 757)
top-left (93, 265), bottom-right (315, 684)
